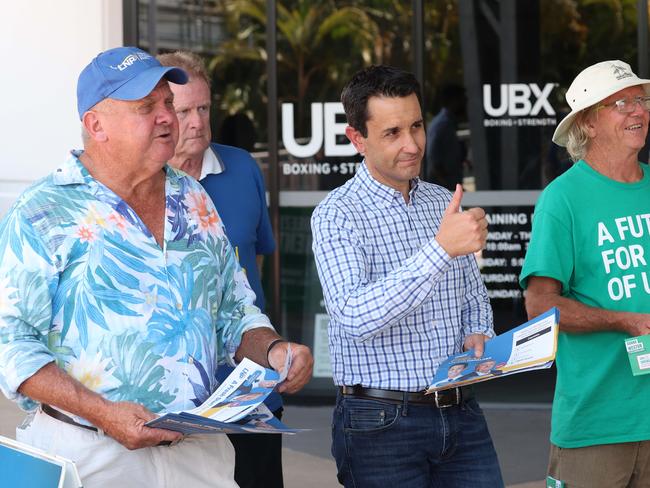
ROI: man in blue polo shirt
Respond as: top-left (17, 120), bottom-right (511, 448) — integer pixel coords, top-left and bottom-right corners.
top-left (158, 50), bottom-right (299, 488)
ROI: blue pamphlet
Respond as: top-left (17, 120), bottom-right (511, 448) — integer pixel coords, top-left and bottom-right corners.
top-left (428, 308), bottom-right (559, 392)
top-left (146, 358), bottom-right (306, 435)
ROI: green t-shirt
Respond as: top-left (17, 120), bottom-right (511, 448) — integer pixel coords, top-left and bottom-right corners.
top-left (520, 160), bottom-right (650, 448)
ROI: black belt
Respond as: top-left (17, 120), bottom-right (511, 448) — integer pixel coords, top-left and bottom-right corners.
top-left (340, 385), bottom-right (472, 408)
top-left (42, 404), bottom-right (98, 432)
top-left (41, 404), bottom-right (173, 446)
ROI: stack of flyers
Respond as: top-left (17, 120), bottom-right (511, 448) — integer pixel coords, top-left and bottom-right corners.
top-left (146, 356), bottom-right (306, 435)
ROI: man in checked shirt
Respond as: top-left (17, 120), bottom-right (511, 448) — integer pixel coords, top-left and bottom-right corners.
top-left (311, 65), bottom-right (503, 488)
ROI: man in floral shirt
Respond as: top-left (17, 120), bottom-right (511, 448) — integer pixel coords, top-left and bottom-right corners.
top-left (0, 46), bottom-right (312, 487)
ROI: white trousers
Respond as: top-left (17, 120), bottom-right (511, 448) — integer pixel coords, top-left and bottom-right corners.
top-left (17, 410), bottom-right (238, 488)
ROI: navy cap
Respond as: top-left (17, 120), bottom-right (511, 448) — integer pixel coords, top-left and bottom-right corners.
top-left (76, 46), bottom-right (188, 119)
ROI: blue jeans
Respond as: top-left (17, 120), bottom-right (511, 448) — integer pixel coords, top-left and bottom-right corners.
top-left (331, 391), bottom-right (504, 488)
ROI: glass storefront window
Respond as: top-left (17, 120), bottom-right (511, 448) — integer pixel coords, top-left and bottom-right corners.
top-left (133, 0), bottom-right (650, 401)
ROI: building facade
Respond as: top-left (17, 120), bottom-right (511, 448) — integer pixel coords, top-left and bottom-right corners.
top-left (4, 0), bottom-right (650, 400)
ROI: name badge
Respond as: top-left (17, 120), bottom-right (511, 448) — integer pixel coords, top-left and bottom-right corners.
top-left (625, 335), bottom-right (650, 376)
top-left (546, 475), bottom-right (565, 488)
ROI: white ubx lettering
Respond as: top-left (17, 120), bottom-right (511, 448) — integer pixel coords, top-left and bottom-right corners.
top-left (483, 83), bottom-right (555, 117)
top-left (282, 103), bottom-right (356, 158)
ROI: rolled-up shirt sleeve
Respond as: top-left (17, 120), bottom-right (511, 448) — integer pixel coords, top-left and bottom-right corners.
top-left (460, 253), bottom-right (494, 339)
top-left (0, 210), bottom-right (58, 410)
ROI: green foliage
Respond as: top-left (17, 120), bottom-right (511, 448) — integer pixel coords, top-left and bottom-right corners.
top-left (202, 0), bottom-right (462, 136)
top-left (187, 0), bottom-right (644, 138)
top-left (541, 0), bottom-right (639, 109)
top-left (207, 0), bottom-right (383, 137)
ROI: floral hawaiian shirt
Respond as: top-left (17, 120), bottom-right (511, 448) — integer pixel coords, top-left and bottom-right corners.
top-left (0, 152), bottom-right (272, 416)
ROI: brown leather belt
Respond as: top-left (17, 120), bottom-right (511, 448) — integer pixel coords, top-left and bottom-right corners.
top-left (340, 385), bottom-right (472, 408)
top-left (42, 404), bottom-right (98, 432)
top-left (41, 404), bottom-right (173, 446)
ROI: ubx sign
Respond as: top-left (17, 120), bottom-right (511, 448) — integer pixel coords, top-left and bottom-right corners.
top-left (483, 83), bottom-right (556, 117)
top-left (282, 103), bottom-right (357, 158)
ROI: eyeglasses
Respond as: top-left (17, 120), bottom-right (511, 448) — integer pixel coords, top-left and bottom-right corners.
top-left (598, 96), bottom-right (650, 114)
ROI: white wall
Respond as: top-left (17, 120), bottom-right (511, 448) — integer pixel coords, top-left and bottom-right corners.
top-left (0, 0), bottom-right (123, 214)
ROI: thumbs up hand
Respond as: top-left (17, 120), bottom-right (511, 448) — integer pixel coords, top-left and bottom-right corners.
top-left (435, 184), bottom-right (488, 258)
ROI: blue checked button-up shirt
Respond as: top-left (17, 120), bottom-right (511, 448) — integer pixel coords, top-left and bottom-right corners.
top-left (0, 153), bottom-right (272, 417)
top-left (311, 163), bottom-right (493, 391)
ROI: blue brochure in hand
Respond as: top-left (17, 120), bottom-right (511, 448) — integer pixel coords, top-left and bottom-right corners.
top-left (146, 358), bottom-right (306, 435)
top-left (427, 308), bottom-right (559, 393)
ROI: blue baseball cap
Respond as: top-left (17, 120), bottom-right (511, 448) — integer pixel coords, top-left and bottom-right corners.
top-left (77, 46), bottom-right (188, 119)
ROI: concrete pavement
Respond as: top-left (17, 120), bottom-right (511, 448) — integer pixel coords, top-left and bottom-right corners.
top-left (0, 394), bottom-right (548, 487)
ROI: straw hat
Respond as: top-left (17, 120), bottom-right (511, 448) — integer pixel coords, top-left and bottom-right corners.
top-left (552, 60), bottom-right (650, 146)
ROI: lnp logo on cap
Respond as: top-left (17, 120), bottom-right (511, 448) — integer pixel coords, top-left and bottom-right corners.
top-left (612, 64), bottom-right (632, 81)
top-left (110, 52), bottom-right (153, 71)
